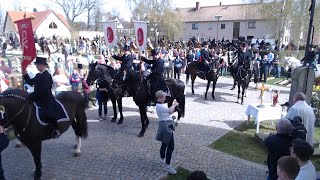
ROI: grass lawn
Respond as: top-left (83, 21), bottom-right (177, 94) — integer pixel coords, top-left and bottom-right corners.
top-left (209, 120), bottom-right (320, 170)
top-left (161, 167), bottom-right (191, 180)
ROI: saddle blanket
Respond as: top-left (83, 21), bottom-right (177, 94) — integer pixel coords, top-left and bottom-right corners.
top-left (34, 99), bottom-right (69, 126)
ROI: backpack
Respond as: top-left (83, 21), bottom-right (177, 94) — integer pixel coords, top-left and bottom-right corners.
top-left (288, 116), bottom-right (307, 141)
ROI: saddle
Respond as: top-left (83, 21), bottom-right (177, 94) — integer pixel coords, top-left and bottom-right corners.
top-left (146, 76), bottom-right (171, 98)
top-left (34, 99), bottom-right (69, 126)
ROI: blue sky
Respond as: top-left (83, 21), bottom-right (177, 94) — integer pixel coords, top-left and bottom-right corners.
top-left (2, 0), bottom-right (243, 21)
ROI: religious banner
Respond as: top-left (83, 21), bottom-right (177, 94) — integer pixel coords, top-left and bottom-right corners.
top-left (134, 21), bottom-right (147, 51)
top-left (15, 18), bottom-right (36, 70)
top-left (103, 21), bottom-right (117, 48)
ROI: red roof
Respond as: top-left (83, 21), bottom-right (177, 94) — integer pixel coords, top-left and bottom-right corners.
top-left (6, 10), bottom-right (71, 32)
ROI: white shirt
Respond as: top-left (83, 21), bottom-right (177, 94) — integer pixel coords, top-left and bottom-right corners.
top-left (155, 103), bottom-right (172, 121)
top-left (53, 74), bottom-right (69, 92)
top-left (295, 161), bottom-right (316, 180)
top-left (285, 101), bottom-right (315, 145)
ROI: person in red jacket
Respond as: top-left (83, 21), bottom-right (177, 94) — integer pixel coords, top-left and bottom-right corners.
top-left (82, 72), bottom-right (91, 109)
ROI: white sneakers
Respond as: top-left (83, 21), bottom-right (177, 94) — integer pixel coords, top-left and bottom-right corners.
top-left (164, 165), bottom-right (177, 175)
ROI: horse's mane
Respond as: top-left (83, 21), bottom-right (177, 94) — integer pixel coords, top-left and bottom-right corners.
top-left (0, 88), bottom-right (29, 101)
top-left (97, 64), bottom-right (116, 78)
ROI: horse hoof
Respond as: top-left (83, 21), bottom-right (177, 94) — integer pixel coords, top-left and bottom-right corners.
top-left (117, 121), bottom-right (123, 125)
top-left (138, 133), bottom-right (144, 137)
top-left (230, 87), bottom-right (235, 90)
top-left (74, 152), bottom-right (81, 157)
top-left (241, 102), bottom-right (244, 105)
top-left (111, 118), bottom-right (116, 122)
top-left (204, 97), bottom-right (207, 100)
top-left (74, 145), bottom-right (77, 149)
top-left (33, 171), bottom-right (41, 180)
top-left (192, 92), bottom-right (195, 95)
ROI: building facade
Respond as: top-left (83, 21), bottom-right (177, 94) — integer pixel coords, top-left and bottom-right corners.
top-left (178, 2), bottom-right (290, 45)
top-left (3, 10), bottom-right (71, 39)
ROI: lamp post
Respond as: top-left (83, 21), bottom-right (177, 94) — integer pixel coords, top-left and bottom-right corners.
top-left (214, 15), bottom-right (222, 41)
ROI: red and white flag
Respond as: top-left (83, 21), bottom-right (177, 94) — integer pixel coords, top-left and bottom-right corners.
top-left (15, 18), bottom-right (36, 70)
top-left (134, 21), bottom-right (147, 51)
top-left (103, 21), bottom-right (117, 48)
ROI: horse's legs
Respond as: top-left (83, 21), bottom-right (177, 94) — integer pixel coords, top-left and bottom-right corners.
top-left (212, 79), bottom-right (217, 99)
top-left (25, 140), bottom-right (42, 179)
top-left (191, 75), bottom-right (196, 95)
top-left (74, 136), bottom-right (82, 157)
top-left (111, 98), bottom-right (117, 122)
top-left (237, 82), bottom-right (241, 103)
top-left (117, 98), bottom-right (124, 124)
top-left (204, 80), bottom-right (211, 100)
top-left (241, 84), bottom-right (246, 105)
top-left (138, 106), bottom-right (148, 137)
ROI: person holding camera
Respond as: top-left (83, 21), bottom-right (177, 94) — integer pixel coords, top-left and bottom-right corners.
top-left (155, 90), bottom-right (179, 175)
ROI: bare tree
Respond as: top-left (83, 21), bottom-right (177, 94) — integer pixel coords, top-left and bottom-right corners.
top-left (49, 0), bottom-right (90, 26)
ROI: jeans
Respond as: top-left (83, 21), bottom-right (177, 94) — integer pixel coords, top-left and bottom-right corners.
top-left (260, 69), bottom-right (268, 82)
top-left (174, 67), bottom-right (181, 79)
top-left (160, 134), bottom-right (174, 165)
top-left (274, 65), bottom-right (280, 78)
top-left (83, 91), bottom-right (89, 108)
top-left (164, 67), bottom-right (172, 79)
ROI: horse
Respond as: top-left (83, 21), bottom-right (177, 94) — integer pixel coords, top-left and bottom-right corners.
top-left (235, 60), bottom-right (252, 104)
top-left (112, 70), bottom-right (185, 137)
top-left (186, 59), bottom-right (220, 100)
top-left (86, 62), bottom-right (124, 123)
top-left (227, 50), bottom-right (238, 90)
top-left (0, 89), bottom-right (88, 179)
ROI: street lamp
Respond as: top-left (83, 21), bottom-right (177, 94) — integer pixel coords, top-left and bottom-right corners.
top-left (214, 15), bottom-right (223, 40)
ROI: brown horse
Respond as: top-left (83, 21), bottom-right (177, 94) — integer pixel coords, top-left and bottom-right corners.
top-left (0, 89), bottom-right (88, 180)
top-left (186, 61), bottom-right (220, 100)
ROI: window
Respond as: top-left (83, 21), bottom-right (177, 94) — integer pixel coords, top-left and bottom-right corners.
top-left (208, 23), bottom-right (213, 30)
top-left (221, 24), bottom-right (225, 29)
top-left (49, 22), bottom-right (57, 29)
top-left (248, 21), bottom-right (256, 29)
top-left (192, 23), bottom-right (198, 30)
top-left (247, 36), bottom-right (254, 40)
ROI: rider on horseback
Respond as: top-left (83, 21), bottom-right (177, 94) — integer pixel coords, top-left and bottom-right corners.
top-left (112, 45), bottom-right (135, 96)
top-left (197, 41), bottom-right (211, 79)
top-left (236, 42), bottom-right (252, 70)
top-left (140, 49), bottom-right (166, 104)
top-left (22, 57), bottom-right (61, 139)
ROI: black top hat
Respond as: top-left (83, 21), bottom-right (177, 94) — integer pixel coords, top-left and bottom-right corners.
top-left (151, 49), bottom-right (160, 56)
top-left (203, 41), bottom-right (209, 46)
top-left (122, 45), bottom-right (130, 51)
top-left (34, 57), bottom-right (48, 65)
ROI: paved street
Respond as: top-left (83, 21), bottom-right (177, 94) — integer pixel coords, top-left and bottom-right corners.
top-left (2, 76), bottom-right (290, 180)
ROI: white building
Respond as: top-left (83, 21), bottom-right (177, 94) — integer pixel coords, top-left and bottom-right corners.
top-left (3, 10), bottom-right (71, 39)
top-left (178, 2), bottom-right (290, 45)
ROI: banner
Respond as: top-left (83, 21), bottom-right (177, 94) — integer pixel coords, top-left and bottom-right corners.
top-left (134, 21), bottom-right (147, 51)
top-left (15, 18), bottom-right (36, 70)
top-left (103, 21), bottom-right (117, 48)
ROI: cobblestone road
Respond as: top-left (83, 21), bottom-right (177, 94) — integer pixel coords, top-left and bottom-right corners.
top-left (2, 76), bottom-right (290, 180)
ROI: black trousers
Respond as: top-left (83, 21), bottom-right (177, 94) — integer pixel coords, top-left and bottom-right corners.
top-left (174, 67), bottom-right (181, 79)
top-left (160, 134), bottom-right (174, 165)
top-left (83, 91), bottom-right (89, 108)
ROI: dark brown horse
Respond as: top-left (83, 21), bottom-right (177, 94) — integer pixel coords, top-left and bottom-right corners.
top-left (112, 70), bottom-right (186, 137)
top-left (0, 89), bottom-right (88, 180)
top-left (186, 61), bottom-right (220, 100)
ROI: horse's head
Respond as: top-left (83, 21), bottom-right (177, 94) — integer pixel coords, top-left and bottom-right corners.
top-left (0, 89), bottom-right (29, 127)
top-left (87, 61), bottom-right (99, 86)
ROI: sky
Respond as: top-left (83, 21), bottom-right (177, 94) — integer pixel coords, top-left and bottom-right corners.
top-left (1, 0), bottom-right (244, 21)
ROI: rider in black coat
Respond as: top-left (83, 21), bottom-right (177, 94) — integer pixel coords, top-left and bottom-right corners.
top-left (22, 57), bottom-right (60, 138)
top-left (236, 43), bottom-right (252, 68)
top-left (141, 49), bottom-right (166, 101)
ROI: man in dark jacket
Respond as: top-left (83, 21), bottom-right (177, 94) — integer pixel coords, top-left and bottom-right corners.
top-left (197, 42), bottom-right (210, 79)
top-left (112, 45), bottom-right (136, 96)
top-left (264, 118), bottom-right (293, 180)
top-left (141, 49), bottom-right (166, 101)
top-left (22, 57), bottom-right (60, 138)
top-left (0, 125), bottom-right (9, 180)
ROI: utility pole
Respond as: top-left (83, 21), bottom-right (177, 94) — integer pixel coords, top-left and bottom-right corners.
top-left (303, 0), bottom-right (315, 66)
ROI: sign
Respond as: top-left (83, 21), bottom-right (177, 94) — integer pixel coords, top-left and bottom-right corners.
top-left (103, 21), bottom-right (117, 48)
top-left (134, 21), bottom-right (147, 51)
top-left (15, 18), bottom-right (36, 70)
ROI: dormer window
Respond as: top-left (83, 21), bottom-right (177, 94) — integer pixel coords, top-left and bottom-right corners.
top-left (49, 22), bottom-right (57, 29)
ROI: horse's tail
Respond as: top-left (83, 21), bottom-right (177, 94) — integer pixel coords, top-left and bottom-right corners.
top-left (76, 97), bottom-right (88, 138)
top-left (178, 94), bottom-right (185, 118)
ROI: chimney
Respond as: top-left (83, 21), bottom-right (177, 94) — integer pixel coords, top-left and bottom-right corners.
top-left (219, 2), bottom-right (222, 6)
top-left (196, 2), bottom-right (200, 11)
